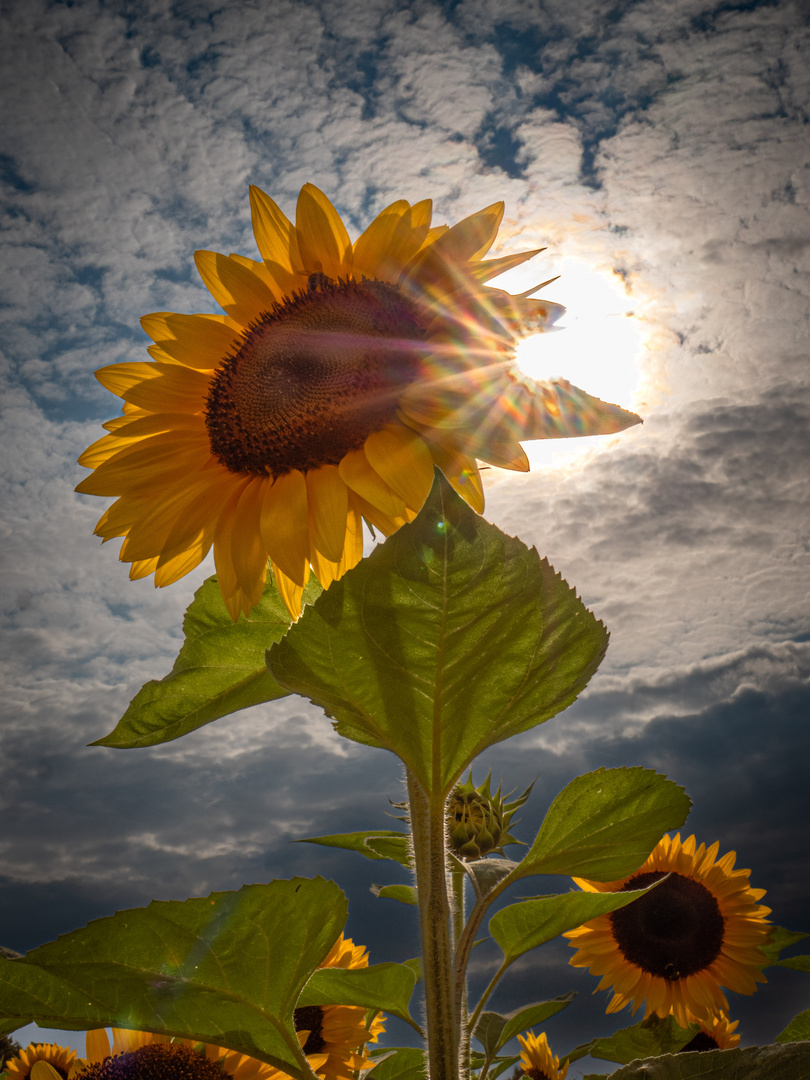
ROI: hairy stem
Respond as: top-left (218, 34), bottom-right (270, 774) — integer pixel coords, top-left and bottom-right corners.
top-left (408, 770), bottom-right (458, 1080)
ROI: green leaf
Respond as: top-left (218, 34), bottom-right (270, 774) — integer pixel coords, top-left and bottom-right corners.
top-left (298, 962), bottom-right (417, 1028)
top-left (489, 884), bottom-right (659, 967)
top-left (505, 767), bottom-right (690, 884)
top-left (366, 1046), bottom-right (426, 1079)
top-left (0, 878), bottom-right (345, 1076)
top-left (95, 572), bottom-right (321, 749)
top-left (371, 884), bottom-right (418, 906)
top-left (566, 1014), bottom-right (697, 1066)
top-left (298, 831), bottom-right (411, 866)
top-left (268, 471), bottom-right (609, 795)
top-left (583, 1042), bottom-right (810, 1079)
top-left (762, 926), bottom-right (809, 964)
top-left (464, 859), bottom-right (520, 900)
top-left (777, 1008), bottom-right (810, 1042)
top-left (778, 955), bottom-right (810, 973)
top-left (473, 994), bottom-right (575, 1056)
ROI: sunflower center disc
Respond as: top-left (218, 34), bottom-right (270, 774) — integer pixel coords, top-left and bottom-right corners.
top-left (206, 278), bottom-right (425, 475)
top-left (294, 1004), bottom-right (326, 1055)
top-left (610, 871), bottom-right (725, 979)
top-left (74, 1043), bottom-right (226, 1078)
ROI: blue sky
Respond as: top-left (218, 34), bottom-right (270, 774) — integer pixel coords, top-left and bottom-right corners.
top-left (1, 0), bottom-right (809, 1072)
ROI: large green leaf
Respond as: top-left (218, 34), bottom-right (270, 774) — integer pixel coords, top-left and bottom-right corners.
top-left (504, 767), bottom-right (690, 885)
top-left (366, 1046), bottom-right (426, 1079)
top-left (583, 1042), bottom-right (810, 1079)
top-left (565, 1014), bottom-right (697, 1066)
top-left (488, 884), bottom-right (659, 967)
top-left (298, 831), bottom-right (411, 866)
top-left (298, 962), bottom-right (417, 1028)
top-left (268, 472), bottom-right (608, 795)
top-left (0, 878), bottom-right (345, 1077)
top-left (778, 956), bottom-right (810, 973)
top-left (762, 926), bottom-right (809, 964)
top-left (777, 1009), bottom-right (810, 1042)
top-left (96, 572), bottom-right (321, 749)
top-left (473, 994), bottom-right (575, 1057)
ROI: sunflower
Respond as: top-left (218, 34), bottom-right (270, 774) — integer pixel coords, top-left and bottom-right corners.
top-left (679, 1011), bottom-right (740, 1053)
top-left (564, 833), bottom-right (772, 1028)
top-left (2, 1042), bottom-right (81, 1079)
top-left (516, 1031), bottom-right (568, 1080)
top-left (77, 183), bottom-right (641, 620)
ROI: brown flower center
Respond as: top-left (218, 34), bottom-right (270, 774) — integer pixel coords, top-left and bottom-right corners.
top-left (73, 1044), bottom-right (226, 1078)
top-left (294, 1004), bottom-right (326, 1054)
top-left (679, 1031), bottom-right (720, 1052)
top-left (205, 278), bottom-right (426, 476)
top-left (609, 871), bottom-right (725, 980)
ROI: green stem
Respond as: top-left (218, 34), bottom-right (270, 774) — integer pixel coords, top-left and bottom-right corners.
top-left (451, 866), bottom-right (470, 1077)
top-left (407, 770), bottom-right (458, 1080)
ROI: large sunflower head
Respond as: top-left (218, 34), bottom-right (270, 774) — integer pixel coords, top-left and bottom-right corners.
top-left (77, 184), bottom-right (641, 620)
top-left (516, 1030), bottom-right (568, 1080)
top-left (564, 833), bottom-right (772, 1028)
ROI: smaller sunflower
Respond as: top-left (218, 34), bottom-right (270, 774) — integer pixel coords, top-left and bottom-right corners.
top-left (516, 1031), bottom-right (568, 1080)
top-left (564, 833), bottom-right (772, 1027)
top-left (3, 1042), bottom-right (82, 1079)
top-left (679, 1011), bottom-right (740, 1053)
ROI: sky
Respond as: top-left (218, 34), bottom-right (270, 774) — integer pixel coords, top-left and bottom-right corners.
top-left (1, 0), bottom-right (809, 1073)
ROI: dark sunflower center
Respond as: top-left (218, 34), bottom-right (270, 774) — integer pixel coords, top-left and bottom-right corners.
top-left (294, 1004), bottom-right (326, 1055)
top-left (524, 1070), bottom-right (554, 1080)
top-left (205, 278), bottom-right (426, 476)
top-left (73, 1044), bottom-right (225, 1078)
top-left (609, 871), bottom-right (725, 980)
top-left (680, 1031), bottom-right (720, 1052)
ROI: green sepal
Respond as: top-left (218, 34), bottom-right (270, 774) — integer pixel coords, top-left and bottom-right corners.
top-left (268, 471), bottom-right (609, 795)
top-left (297, 831), bottom-right (410, 866)
top-left (96, 571), bottom-right (321, 748)
top-left (0, 878), bottom-right (345, 1077)
top-left (488, 884), bottom-right (659, 967)
top-left (371, 884), bottom-right (418, 906)
top-left (298, 962), bottom-right (418, 1029)
top-left (565, 1014), bottom-right (698, 1066)
top-left (777, 1009), bottom-right (810, 1043)
top-left (582, 1042), bottom-right (810, 1079)
top-left (472, 993), bottom-right (575, 1056)
top-left (504, 767), bottom-right (691, 885)
top-left (762, 926), bottom-right (809, 964)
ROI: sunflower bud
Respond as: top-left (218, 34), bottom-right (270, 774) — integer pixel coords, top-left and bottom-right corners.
top-left (446, 773), bottom-right (533, 861)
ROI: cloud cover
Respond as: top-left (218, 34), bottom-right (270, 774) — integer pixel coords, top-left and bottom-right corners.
top-left (1, 0), bottom-right (808, 1064)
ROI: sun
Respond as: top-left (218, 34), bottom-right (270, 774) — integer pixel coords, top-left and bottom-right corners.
top-left (495, 256), bottom-right (644, 468)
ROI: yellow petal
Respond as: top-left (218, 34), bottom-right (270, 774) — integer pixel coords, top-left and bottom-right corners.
top-left (384, 201), bottom-right (433, 279)
top-left (307, 464), bottom-right (349, 562)
top-left (31, 1063), bottom-right (63, 1080)
top-left (194, 249), bottom-right (278, 325)
top-left (296, 184), bottom-right (351, 279)
top-left (84, 1029), bottom-right (111, 1065)
top-left (471, 247), bottom-right (546, 283)
top-left (338, 447), bottom-right (407, 519)
top-left (271, 562), bottom-right (306, 621)
top-left (230, 477), bottom-right (270, 605)
top-left (96, 361), bottom-right (161, 397)
top-left (76, 433), bottom-right (211, 496)
top-left (260, 469), bottom-right (311, 588)
top-left (121, 364), bottom-right (211, 413)
top-left (351, 200), bottom-right (410, 280)
top-left (424, 439), bottom-right (485, 514)
top-left (153, 535), bottom-right (212, 587)
top-left (213, 482), bottom-right (253, 620)
top-left (363, 425), bottom-right (435, 510)
top-left (140, 312), bottom-right (241, 370)
top-left (249, 184), bottom-right (304, 285)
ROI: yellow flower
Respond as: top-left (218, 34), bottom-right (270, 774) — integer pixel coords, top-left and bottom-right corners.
top-left (77, 184), bottom-right (641, 619)
top-left (517, 1030), bottom-right (568, 1080)
top-left (679, 1011), bottom-right (741, 1052)
top-left (2, 1042), bottom-right (81, 1079)
top-left (564, 833), bottom-right (772, 1028)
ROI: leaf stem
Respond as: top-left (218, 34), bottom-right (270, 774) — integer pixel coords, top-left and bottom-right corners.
top-left (407, 770), bottom-right (458, 1080)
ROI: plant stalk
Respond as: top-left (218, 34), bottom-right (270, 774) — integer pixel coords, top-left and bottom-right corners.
top-left (407, 769), bottom-right (458, 1080)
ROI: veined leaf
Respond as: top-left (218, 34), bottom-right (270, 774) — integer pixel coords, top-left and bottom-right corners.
top-left (268, 472), bottom-right (608, 795)
top-left (366, 1046), bottom-right (426, 1079)
top-left (762, 926), bottom-right (809, 964)
top-left (371, 884), bottom-right (418, 906)
top-left (298, 830), bottom-right (411, 866)
top-left (489, 885), bottom-right (659, 967)
top-left (473, 994), bottom-right (575, 1056)
top-left (298, 962), bottom-right (418, 1028)
top-left (96, 571), bottom-right (321, 748)
top-left (582, 1042), bottom-right (810, 1078)
top-left (565, 1014), bottom-right (697, 1066)
top-left (504, 767), bottom-right (690, 885)
top-left (0, 878), bottom-right (345, 1077)
top-left (777, 1008), bottom-right (810, 1043)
